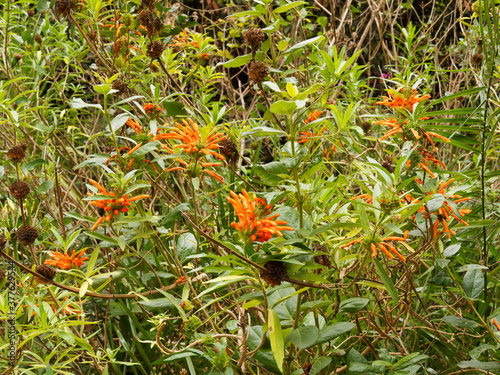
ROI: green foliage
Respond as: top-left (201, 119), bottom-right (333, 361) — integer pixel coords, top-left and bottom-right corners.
top-left (1, 0), bottom-right (500, 374)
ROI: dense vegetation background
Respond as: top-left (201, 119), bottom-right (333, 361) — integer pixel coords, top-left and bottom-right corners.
top-left (1, 0), bottom-right (500, 374)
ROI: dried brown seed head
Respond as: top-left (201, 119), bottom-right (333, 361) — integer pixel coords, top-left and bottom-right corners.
top-left (14, 54), bottom-right (23, 61)
top-left (34, 34), bottom-right (42, 44)
top-left (112, 80), bottom-right (129, 95)
top-left (150, 17), bottom-right (163, 37)
top-left (146, 41), bottom-right (165, 59)
top-left (34, 265), bottom-right (56, 284)
top-left (244, 28), bottom-right (266, 49)
top-left (138, 9), bottom-right (154, 29)
top-left (10, 181), bottom-right (31, 200)
top-left (54, 0), bottom-right (78, 18)
top-left (7, 143), bottom-right (28, 163)
top-left (260, 261), bottom-right (287, 287)
top-left (219, 138), bottom-right (238, 165)
top-left (27, 9), bottom-right (36, 17)
top-left (17, 225), bottom-right (39, 246)
top-left (248, 61), bottom-right (269, 83)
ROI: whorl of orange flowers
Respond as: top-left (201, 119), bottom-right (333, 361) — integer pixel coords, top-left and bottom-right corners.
top-left (87, 179), bottom-right (149, 230)
top-left (154, 118), bottom-right (226, 161)
top-left (44, 250), bottom-right (90, 270)
top-left (168, 29), bottom-right (201, 48)
top-left (340, 231), bottom-right (409, 262)
top-left (227, 189), bottom-right (294, 243)
top-left (414, 178), bottom-right (471, 239)
top-left (376, 89), bottom-right (430, 111)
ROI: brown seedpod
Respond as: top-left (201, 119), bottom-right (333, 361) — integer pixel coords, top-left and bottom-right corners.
top-left (146, 41), bottom-right (165, 59)
top-left (248, 61), bottom-right (269, 83)
top-left (138, 9), bottom-right (154, 29)
top-left (112, 80), bottom-right (129, 95)
top-left (7, 143), bottom-right (28, 163)
top-left (34, 265), bottom-right (56, 284)
top-left (219, 138), bottom-right (238, 165)
top-left (17, 225), bottom-right (39, 246)
top-left (10, 181), bottom-right (31, 200)
top-left (260, 261), bottom-right (288, 287)
top-left (244, 28), bottom-right (266, 51)
top-left (54, 0), bottom-right (78, 18)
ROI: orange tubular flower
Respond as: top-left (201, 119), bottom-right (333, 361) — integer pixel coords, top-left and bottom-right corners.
top-left (492, 318), bottom-right (500, 331)
top-left (377, 89), bottom-right (430, 111)
top-left (87, 179), bottom-right (149, 230)
top-left (416, 178), bottom-right (471, 239)
top-left (298, 126), bottom-right (326, 144)
top-left (227, 189), bottom-right (294, 243)
top-left (44, 250), bottom-right (90, 270)
top-left (105, 118), bottom-right (159, 171)
top-left (340, 231), bottom-right (409, 262)
top-left (374, 118), bottom-right (406, 141)
top-left (304, 110), bottom-right (324, 125)
top-left (352, 193), bottom-right (373, 204)
top-left (168, 29), bottom-right (201, 48)
top-left (154, 119), bottom-right (226, 161)
top-left (154, 119), bottom-right (226, 183)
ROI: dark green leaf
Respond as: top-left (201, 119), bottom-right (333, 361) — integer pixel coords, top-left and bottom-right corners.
top-left (339, 298), bottom-right (369, 313)
top-left (457, 361), bottom-right (500, 370)
top-left (316, 322), bottom-right (355, 344)
top-left (36, 180), bottom-right (53, 194)
top-left (441, 316), bottom-right (480, 329)
top-left (373, 258), bottom-right (399, 304)
top-left (463, 269), bottom-right (484, 299)
top-left (310, 356), bottom-right (332, 375)
top-left (285, 326), bottom-right (319, 350)
top-left (254, 162), bottom-right (289, 184)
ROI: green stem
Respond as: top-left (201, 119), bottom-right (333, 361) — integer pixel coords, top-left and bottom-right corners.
top-left (290, 116), bottom-right (303, 229)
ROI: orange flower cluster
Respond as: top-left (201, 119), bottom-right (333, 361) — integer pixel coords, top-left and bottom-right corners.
top-left (44, 250), bottom-right (89, 270)
top-left (227, 189), bottom-right (294, 243)
top-left (126, 118), bottom-right (143, 134)
top-left (144, 103), bottom-right (162, 115)
top-left (156, 119), bottom-right (226, 160)
top-left (304, 110), bottom-right (323, 125)
top-left (105, 118), bottom-right (158, 171)
top-left (376, 89), bottom-right (430, 111)
top-left (299, 111), bottom-right (325, 144)
top-left (375, 118), bottom-right (408, 141)
top-left (155, 119), bottom-right (226, 183)
top-left (298, 126), bottom-right (326, 144)
top-left (168, 29), bottom-right (201, 48)
top-left (87, 179), bottom-right (149, 230)
top-left (413, 179), bottom-right (471, 239)
top-left (340, 231), bottom-right (409, 261)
